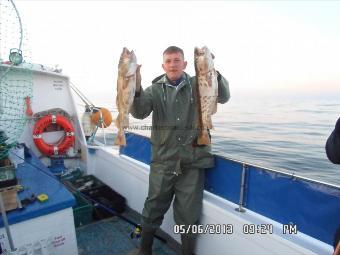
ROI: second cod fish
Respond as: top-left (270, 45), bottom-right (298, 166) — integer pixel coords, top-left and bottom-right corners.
top-left (114, 47), bottom-right (138, 146)
top-left (194, 46), bottom-right (218, 145)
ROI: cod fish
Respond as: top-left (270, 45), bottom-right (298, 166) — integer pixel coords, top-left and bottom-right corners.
top-left (194, 46), bottom-right (218, 145)
top-left (114, 47), bottom-right (138, 146)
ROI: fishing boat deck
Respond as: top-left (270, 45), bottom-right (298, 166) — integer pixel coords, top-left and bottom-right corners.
top-left (65, 136), bottom-right (180, 255)
top-left (76, 208), bottom-right (179, 255)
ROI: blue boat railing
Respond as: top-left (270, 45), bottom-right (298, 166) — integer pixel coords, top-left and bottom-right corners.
top-left (120, 132), bottom-right (340, 246)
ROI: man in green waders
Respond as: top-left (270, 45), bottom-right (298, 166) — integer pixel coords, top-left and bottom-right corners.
top-left (130, 46), bottom-right (230, 255)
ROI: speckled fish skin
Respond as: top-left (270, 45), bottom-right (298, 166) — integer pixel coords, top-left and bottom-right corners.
top-left (114, 47), bottom-right (137, 146)
top-left (194, 46), bottom-right (218, 145)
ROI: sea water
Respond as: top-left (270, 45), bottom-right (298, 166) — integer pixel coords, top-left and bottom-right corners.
top-left (82, 94), bottom-right (340, 186)
top-left (211, 96), bottom-right (340, 186)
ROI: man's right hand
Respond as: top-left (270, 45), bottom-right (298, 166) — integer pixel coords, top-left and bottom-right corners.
top-left (136, 64), bottom-right (142, 93)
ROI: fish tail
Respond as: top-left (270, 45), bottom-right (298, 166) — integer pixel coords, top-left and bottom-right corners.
top-left (197, 129), bottom-right (211, 145)
top-left (114, 129), bottom-right (126, 146)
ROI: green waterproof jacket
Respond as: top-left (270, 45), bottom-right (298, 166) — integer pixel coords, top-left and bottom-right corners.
top-left (130, 72), bottom-right (230, 173)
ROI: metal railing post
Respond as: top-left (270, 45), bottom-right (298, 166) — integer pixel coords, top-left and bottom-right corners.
top-left (235, 163), bottom-right (247, 213)
top-left (0, 192), bottom-right (15, 251)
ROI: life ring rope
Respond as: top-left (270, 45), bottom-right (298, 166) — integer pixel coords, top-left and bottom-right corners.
top-left (33, 114), bottom-right (75, 156)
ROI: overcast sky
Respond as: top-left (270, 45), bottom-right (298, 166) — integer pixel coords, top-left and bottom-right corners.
top-left (4, 1), bottom-right (340, 100)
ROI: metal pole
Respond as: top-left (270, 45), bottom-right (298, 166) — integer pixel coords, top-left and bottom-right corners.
top-left (88, 126), bottom-right (99, 145)
top-left (0, 192), bottom-right (15, 251)
top-left (235, 163), bottom-right (247, 213)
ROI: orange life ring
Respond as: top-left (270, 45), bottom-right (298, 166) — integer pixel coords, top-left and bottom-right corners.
top-left (33, 114), bottom-right (75, 156)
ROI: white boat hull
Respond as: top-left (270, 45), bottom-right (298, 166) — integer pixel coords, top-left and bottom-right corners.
top-left (88, 146), bottom-right (333, 255)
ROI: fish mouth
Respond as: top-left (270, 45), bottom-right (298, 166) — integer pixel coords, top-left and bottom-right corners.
top-left (195, 47), bottom-right (205, 56)
top-left (121, 47), bottom-right (132, 59)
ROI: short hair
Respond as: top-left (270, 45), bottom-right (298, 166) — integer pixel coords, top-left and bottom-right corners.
top-left (163, 46), bottom-right (184, 59)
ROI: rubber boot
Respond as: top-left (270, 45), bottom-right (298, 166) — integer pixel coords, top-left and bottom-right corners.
top-left (181, 234), bottom-right (196, 255)
top-left (138, 227), bottom-right (156, 255)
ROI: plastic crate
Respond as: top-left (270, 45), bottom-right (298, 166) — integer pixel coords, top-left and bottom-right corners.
top-left (60, 168), bottom-right (84, 182)
top-left (63, 174), bottom-right (126, 221)
top-left (85, 185), bottom-right (126, 215)
top-left (0, 164), bottom-right (17, 188)
top-left (73, 192), bottom-right (93, 227)
top-left (71, 175), bottom-right (105, 191)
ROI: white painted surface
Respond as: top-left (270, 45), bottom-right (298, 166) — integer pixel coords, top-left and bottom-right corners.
top-left (1, 67), bottom-right (82, 255)
top-left (0, 208), bottom-right (78, 255)
top-left (17, 68), bottom-right (87, 171)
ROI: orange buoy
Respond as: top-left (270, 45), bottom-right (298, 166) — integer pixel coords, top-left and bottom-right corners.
top-left (91, 108), bottom-right (112, 128)
top-left (33, 114), bottom-right (75, 156)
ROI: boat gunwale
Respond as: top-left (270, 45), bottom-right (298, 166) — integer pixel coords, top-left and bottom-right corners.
top-left (117, 131), bottom-right (340, 190)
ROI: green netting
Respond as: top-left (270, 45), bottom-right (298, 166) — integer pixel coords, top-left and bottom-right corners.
top-left (0, 0), bottom-right (33, 160)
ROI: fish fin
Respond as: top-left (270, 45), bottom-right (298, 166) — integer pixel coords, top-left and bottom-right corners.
top-left (197, 130), bottom-right (211, 145)
top-left (114, 130), bottom-right (126, 146)
top-left (115, 95), bottom-right (119, 109)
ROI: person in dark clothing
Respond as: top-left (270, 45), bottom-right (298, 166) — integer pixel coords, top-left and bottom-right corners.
top-left (129, 46), bottom-right (230, 255)
top-left (325, 117), bottom-right (340, 164)
top-left (333, 228), bottom-right (340, 255)
top-left (325, 117), bottom-right (340, 255)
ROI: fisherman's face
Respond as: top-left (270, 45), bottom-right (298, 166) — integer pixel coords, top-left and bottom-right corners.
top-left (162, 52), bottom-right (187, 81)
